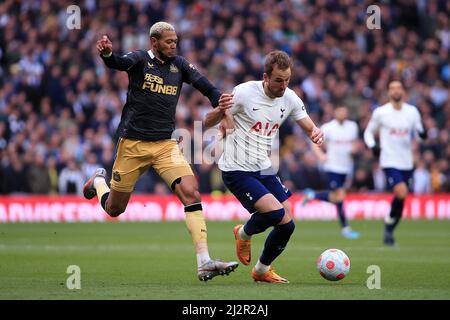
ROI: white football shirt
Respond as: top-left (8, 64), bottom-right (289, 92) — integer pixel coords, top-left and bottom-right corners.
top-left (364, 102), bottom-right (424, 170)
top-left (321, 119), bottom-right (358, 174)
top-left (218, 81), bottom-right (308, 172)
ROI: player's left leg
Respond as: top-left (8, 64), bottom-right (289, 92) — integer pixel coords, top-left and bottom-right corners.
top-left (330, 187), bottom-right (347, 226)
top-left (383, 168), bottom-right (412, 246)
top-left (250, 175), bottom-right (295, 284)
top-left (155, 140), bottom-right (238, 281)
top-left (329, 187), bottom-right (360, 239)
top-left (384, 182), bottom-right (408, 246)
top-left (83, 138), bottom-right (149, 217)
top-left (251, 198), bottom-right (293, 284)
top-left (222, 171), bottom-right (279, 263)
top-left (221, 171), bottom-right (290, 282)
top-left (301, 172), bottom-right (341, 205)
top-left (302, 172), bottom-right (359, 239)
top-left (173, 175), bottom-right (238, 281)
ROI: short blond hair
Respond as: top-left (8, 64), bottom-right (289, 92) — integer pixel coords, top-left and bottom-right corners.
top-left (149, 21), bottom-right (175, 39)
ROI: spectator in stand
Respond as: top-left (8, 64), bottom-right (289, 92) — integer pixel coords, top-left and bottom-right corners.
top-left (413, 161), bottom-right (431, 194)
top-left (58, 158), bottom-right (84, 195)
top-left (46, 156), bottom-right (59, 195)
top-left (4, 156), bottom-right (30, 194)
top-left (27, 153), bottom-right (51, 194)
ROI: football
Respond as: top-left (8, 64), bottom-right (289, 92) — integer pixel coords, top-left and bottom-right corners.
top-left (317, 248), bottom-right (350, 281)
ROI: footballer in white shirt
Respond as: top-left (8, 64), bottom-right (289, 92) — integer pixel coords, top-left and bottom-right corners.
top-left (364, 80), bottom-right (426, 246)
top-left (205, 51), bottom-right (324, 283)
top-left (302, 106), bottom-right (361, 240)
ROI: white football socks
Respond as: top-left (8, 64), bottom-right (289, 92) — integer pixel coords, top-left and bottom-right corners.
top-left (197, 252), bottom-right (211, 268)
top-left (342, 226), bottom-right (352, 233)
top-left (93, 176), bottom-right (110, 204)
top-left (238, 226), bottom-right (252, 240)
top-left (254, 260), bottom-right (270, 275)
top-left (93, 176), bottom-right (106, 189)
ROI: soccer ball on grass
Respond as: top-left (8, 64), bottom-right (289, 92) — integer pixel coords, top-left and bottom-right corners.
top-left (317, 248), bottom-right (350, 281)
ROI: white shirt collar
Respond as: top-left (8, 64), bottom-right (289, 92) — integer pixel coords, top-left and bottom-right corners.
top-left (147, 50), bottom-right (155, 59)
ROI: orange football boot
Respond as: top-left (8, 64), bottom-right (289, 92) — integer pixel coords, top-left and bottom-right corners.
top-left (251, 267), bottom-right (289, 284)
top-left (233, 224), bottom-right (251, 265)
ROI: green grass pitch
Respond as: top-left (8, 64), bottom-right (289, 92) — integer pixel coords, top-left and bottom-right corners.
top-left (0, 220), bottom-right (449, 300)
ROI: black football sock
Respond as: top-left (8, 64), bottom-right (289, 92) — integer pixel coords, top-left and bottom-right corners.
top-left (259, 220), bottom-right (295, 266)
top-left (385, 197), bottom-right (404, 233)
top-left (243, 208), bottom-right (285, 236)
top-left (100, 192), bottom-right (109, 212)
top-left (336, 202), bottom-right (348, 228)
top-left (315, 191), bottom-right (330, 202)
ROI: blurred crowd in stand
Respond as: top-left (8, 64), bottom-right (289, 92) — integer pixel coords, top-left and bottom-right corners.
top-left (0, 0), bottom-right (449, 195)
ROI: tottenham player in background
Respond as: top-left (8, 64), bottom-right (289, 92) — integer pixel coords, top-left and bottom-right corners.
top-left (205, 51), bottom-right (324, 283)
top-left (83, 22), bottom-right (238, 281)
top-left (364, 80), bottom-right (427, 246)
top-left (302, 106), bottom-right (360, 239)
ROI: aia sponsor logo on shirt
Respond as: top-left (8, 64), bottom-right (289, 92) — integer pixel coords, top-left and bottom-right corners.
top-left (389, 128), bottom-right (409, 136)
top-left (250, 122), bottom-right (279, 136)
top-left (332, 139), bottom-right (353, 144)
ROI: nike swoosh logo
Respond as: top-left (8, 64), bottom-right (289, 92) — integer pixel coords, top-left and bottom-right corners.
top-left (252, 108), bottom-right (260, 111)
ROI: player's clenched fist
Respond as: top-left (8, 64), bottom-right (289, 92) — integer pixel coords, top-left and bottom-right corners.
top-left (218, 93), bottom-right (233, 111)
top-left (96, 35), bottom-right (112, 56)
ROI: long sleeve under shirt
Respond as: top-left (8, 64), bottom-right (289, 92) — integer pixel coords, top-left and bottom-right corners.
top-left (101, 50), bottom-right (221, 141)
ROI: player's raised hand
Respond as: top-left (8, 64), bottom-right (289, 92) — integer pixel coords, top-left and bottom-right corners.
top-left (96, 35), bottom-right (112, 56)
top-left (310, 127), bottom-right (324, 146)
top-left (218, 93), bottom-right (234, 111)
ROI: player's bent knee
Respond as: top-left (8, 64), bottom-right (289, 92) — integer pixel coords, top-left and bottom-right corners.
top-left (262, 207), bottom-right (285, 226)
top-left (397, 192), bottom-right (408, 200)
top-left (107, 204), bottom-right (126, 217)
top-left (170, 177), bottom-right (182, 191)
top-left (279, 211), bottom-right (292, 225)
top-left (337, 189), bottom-right (346, 201)
top-left (394, 184), bottom-right (408, 199)
top-left (282, 201), bottom-right (292, 216)
top-left (181, 187), bottom-right (201, 204)
top-left (331, 189), bottom-right (345, 203)
top-left (175, 177), bottom-right (201, 204)
top-left (182, 190), bottom-right (201, 205)
top-left (107, 209), bottom-right (124, 218)
top-left (279, 219), bottom-right (295, 233)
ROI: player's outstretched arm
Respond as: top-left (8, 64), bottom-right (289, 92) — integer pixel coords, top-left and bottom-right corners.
top-left (296, 116), bottom-right (324, 146)
top-left (96, 35), bottom-right (141, 71)
top-left (204, 93), bottom-right (233, 128)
